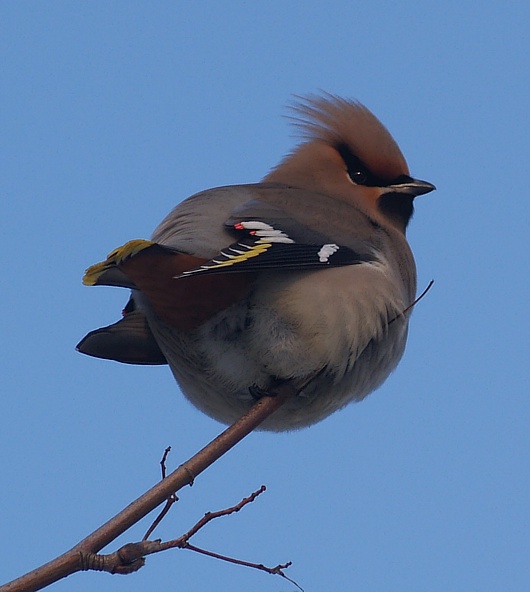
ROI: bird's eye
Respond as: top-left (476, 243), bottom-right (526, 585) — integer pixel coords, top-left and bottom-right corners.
top-left (336, 142), bottom-right (372, 186)
top-left (348, 169), bottom-right (368, 185)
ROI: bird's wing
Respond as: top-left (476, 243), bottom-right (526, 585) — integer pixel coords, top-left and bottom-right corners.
top-left (80, 198), bottom-right (376, 334)
top-left (177, 198), bottom-right (376, 277)
top-left (81, 238), bottom-right (253, 331)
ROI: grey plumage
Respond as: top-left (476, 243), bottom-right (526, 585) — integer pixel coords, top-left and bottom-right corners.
top-left (78, 94), bottom-right (435, 431)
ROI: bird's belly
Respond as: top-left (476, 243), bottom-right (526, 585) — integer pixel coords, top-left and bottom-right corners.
top-left (147, 265), bottom-right (411, 431)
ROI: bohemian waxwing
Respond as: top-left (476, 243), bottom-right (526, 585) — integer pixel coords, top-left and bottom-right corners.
top-left (77, 94), bottom-right (435, 431)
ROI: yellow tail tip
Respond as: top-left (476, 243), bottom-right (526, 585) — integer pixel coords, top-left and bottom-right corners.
top-left (82, 261), bottom-right (108, 285)
top-left (81, 239), bottom-right (155, 286)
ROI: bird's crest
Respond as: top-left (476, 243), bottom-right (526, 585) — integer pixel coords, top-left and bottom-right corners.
top-left (288, 92), bottom-right (409, 179)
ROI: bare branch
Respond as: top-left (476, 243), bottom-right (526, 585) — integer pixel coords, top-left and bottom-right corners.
top-left (75, 486), bottom-right (302, 590)
top-left (0, 385), bottom-right (296, 592)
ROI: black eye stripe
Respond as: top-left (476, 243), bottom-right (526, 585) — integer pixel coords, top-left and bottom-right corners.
top-left (335, 142), bottom-right (397, 187)
top-left (335, 143), bottom-right (371, 184)
top-left (335, 142), bottom-right (416, 194)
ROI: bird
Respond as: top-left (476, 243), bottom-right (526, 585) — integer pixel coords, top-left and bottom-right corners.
top-left (77, 94), bottom-right (435, 431)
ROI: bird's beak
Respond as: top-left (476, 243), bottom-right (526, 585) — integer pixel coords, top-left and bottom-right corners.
top-left (387, 177), bottom-right (436, 197)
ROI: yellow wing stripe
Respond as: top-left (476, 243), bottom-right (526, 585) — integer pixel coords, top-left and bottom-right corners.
top-left (182, 242), bottom-right (272, 275)
top-left (213, 242), bottom-right (271, 267)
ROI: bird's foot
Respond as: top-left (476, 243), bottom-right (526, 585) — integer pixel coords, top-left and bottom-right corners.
top-left (249, 377), bottom-right (287, 400)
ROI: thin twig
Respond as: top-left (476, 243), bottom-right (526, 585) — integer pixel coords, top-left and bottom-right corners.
top-left (183, 544), bottom-right (303, 591)
top-left (169, 485), bottom-right (266, 543)
top-left (143, 447), bottom-right (179, 541)
top-left (388, 279), bottom-right (434, 325)
top-left (160, 446), bottom-right (172, 479)
top-left (81, 486), bottom-right (302, 590)
top-left (142, 498), bottom-right (177, 542)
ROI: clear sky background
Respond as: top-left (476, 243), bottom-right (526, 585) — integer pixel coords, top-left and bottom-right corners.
top-left (2, 2), bottom-right (529, 591)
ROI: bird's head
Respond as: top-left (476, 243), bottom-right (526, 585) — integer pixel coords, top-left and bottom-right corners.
top-left (264, 94), bottom-right (435, 233)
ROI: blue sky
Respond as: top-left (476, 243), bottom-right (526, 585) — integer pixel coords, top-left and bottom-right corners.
top-left (2, 2), bottom-right (529, 591)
